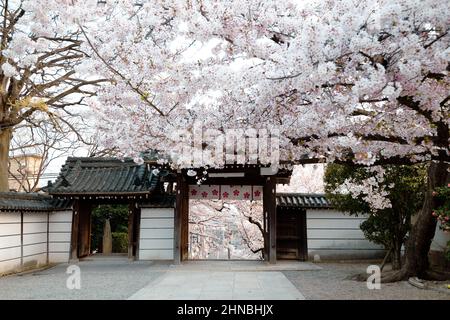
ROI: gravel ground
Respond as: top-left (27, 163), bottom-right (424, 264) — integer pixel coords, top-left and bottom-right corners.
top-left (284, 262), bottom-right (450, 300)
top-left (2, 260), bottom-right (449, 300)
top-left (0, 259), bottom-right (167, 300)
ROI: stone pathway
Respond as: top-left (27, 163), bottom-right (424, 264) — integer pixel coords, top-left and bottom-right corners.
top-left (168, 260), bottom-right (321, 272)
top-left (128, 270), bottom-right (305, 300)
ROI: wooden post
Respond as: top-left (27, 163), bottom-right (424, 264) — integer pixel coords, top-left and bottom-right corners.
top-left (128, 201), bottom-right (135, 260)
top-left (46, 211), bottom-right (50, 264)
top-left (300, 209), bottom-right (308, 261)
top-left (263, 176), bottom-right (277, 264)
top-left (262, 202), bottom-right (269, 261)
top-left (69, 200), bottom-right (80, 262)
top-left (174, 173), bottom-right (184, 264)
top-left (181, 180), bottom-right (189, 261)
top-left (20, 211), bottom-right (24, 268)
top-left (135, 206), bottom-right (141, 260)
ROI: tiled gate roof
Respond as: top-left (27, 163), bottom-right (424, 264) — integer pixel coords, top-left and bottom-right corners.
top-left (276, 193), bottom-right (332, 209)
top-left (0, 192), bottom-right (72, 212)
top-left (47, 157), bottom-right (162, 197)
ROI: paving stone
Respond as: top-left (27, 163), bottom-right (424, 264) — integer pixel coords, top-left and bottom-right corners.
top-left (128, 270), bottom-right (305, 300)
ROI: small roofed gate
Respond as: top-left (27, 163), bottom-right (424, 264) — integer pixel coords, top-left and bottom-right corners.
top-left (275, 193), bottom-right (332, 261)
top-left (174, 165), bottom-right (292, 264)
top-left (47, 157), bottom-right (166, 260)
top-left (276, 207), bottom-right (307, 260)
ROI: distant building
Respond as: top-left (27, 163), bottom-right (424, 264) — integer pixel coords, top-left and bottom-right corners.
top-left (8, 154), bottom-right (43, 192)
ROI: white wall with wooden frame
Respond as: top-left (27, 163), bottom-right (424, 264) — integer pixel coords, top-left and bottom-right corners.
top-left (138, 208), bottom-right (175, 260)
top-left (306, 209), bottom-right (385, 260)
top-left (0, 210), bottom-right (72, 275)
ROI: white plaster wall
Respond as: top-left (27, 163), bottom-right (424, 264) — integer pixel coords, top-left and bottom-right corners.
top-left (0, 209), bottom-right (72, 275)
top-left (139, 208), bottom-right (174, 260)
top-left (431, 223), bottom-right (450, 252)
top-left (48, 210), bottom-right (72, 263)
top-left (0, 212), bottom-right (48, 274)
top-left (0, 213), bottom-right (21, 274)
top-left (22, 213), bottom-right (47, 268)
top-left (306, 209), bottom-right (385, 260)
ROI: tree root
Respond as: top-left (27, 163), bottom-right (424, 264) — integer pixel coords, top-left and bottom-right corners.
top-left (347, 268), bottom-right (450, 283)
top-left (346, 269), bottom-right (410, 283)
top-left (423, 269), bottom-right (450, 281)
top-left (380, 269), bottom-right (410, 283)
top-left (345, 272), bottom-right (368, 282)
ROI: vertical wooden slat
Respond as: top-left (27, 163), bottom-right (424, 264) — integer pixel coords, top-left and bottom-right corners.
top-left (69, 200), bottom-right (80, 261)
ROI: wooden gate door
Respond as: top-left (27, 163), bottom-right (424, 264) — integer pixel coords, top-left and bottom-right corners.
top-left (77, 202), bottom-right (92, 258)
top-left (276, 208), bottom-right (307, 260)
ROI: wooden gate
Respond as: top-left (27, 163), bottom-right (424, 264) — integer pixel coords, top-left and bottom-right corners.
top-left (276, 208), bottom-right (307, 260)
top-left (77, 202), bottom-right (92, 258)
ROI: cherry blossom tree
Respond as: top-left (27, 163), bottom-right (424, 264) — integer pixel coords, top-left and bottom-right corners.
top-left (11, 1), bottom-right (446, 280)
top-left (189, 199), bottom-right (263, 259)
top-left (277, 164), bottom-right (325, 193)
top-left (0, 0), bottom-right (107, 191)
top-left (82, 0), bottom-right (448, 281)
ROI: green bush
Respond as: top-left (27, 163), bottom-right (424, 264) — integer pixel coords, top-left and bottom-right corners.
top-left (90, 204), bottom-right (129, 253)
top-left (112, 232), bottom-right (128, 253)
top-left (324, 163), bottom-right (426, 270)
top-left (432, 184), bottom-right (450, 261)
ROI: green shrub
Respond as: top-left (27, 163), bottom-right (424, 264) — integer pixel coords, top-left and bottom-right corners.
top-left (433, 184), bottom-right (450, 261)
top-left (90, 204), bottom-right (129, 253)
top-left (112, 232), bottom-right (128, 253)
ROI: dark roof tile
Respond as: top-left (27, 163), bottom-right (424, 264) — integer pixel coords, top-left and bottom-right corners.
top-left (47, 157), bottom-right (162, 196)
top-left (276, 193), bottom-right (332, 209)
top-left (0, 192), bottom-right (72, 212)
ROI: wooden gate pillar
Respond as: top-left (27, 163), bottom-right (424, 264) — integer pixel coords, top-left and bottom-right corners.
top-left (128, 201), bottom-right (136, 260)
top-left (69, 200), bottom-right (80, 262)
top-left (174, 173), bottom-right (189, 264)
top-left (263, 176), bottom-right (277, 264)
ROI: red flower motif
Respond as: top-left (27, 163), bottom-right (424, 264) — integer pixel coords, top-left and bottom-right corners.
top-left (254, 190), bottom-right (261, 197)
top-left (191, 189), bottom-right (198, 196)
top-left (222, 192), bottom-right (229, 198)
top-left (201, 191), bottom-right (208, 198)
top-left (243, 192), bottom-right (250, 199)
top-left (212, 189), bottom-right (219, 196)
top-left (233, 189), bottom-right (240, 196)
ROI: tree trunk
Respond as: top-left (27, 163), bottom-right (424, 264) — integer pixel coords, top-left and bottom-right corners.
top-left (382, 161), bottom-right (449, 282)
top-left (390, 240), bottom-right (402, 270)
top-left (0, 128), bottom-right (12, 192)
